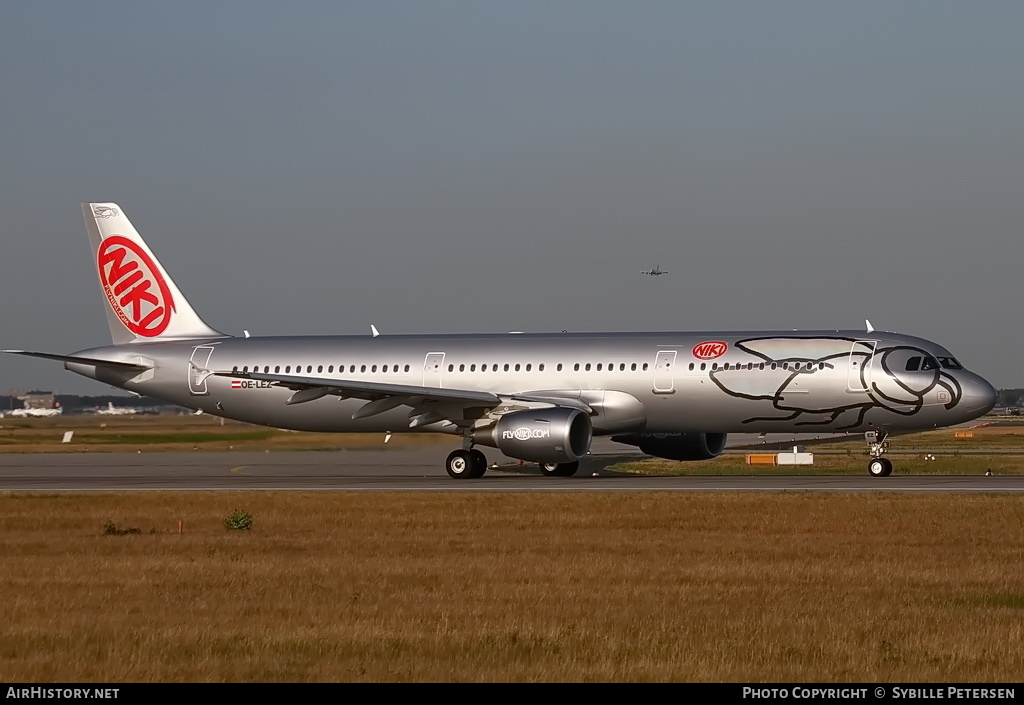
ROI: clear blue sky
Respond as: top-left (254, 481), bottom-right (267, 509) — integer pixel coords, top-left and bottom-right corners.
top-left (1, 2), bottom-right (1022, 394)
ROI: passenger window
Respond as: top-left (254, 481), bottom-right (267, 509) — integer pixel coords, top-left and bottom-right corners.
top-left (700, 363), bottom-right (706, 371)
top-left (642, 363), bottom-right (648, 371)
top-left (515, 364), bottom-right (521, 372)
top-left (539, 363), bottom-right (545, 371)
top-left (448, 364), bottom-right (453, 372)
top-left (631, 363), bottom-right (637, 371)
top-left (689, 363), bottom-right (694, 371)
top-left (759, 363), bottom-right (765, 370)
top-left (470, 364), bottom-right (476, 372)
top-left (574, 363), bottom-right (580, 371)
top-left (360, 365), bottom-right (366, 373)
top-left (597, 363), bottom-right (602, 371)
top-left (526, 364), bottom-right (532, 371)
top-left (459, 364), bottom-right (465, 372)
top-left (284, 366), bottom-right (290, 373)
top-left (556, 363), bottom-right (562, 371)
top-left (264, 366), bottom-right (269, 373)
top-left (242, 366), bottom-right (249, 372)
top-left (723, 363), bottom-right (730, 370)
top-left (274, 366), bottom-right (280, 373)
top-left (712, 363), bottom-right (718, 370)
top-left (585, 363), bottom-right (591, 371)
top-left (906, 357), bottom-right (921, 371)
top-left (771, 363), bottom-right (777, 370)
top-left (404, 364), bottom-right (410, 372)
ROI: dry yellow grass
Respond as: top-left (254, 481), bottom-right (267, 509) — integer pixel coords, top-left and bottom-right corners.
top-left (2, 492), bottom-right (1023, 682)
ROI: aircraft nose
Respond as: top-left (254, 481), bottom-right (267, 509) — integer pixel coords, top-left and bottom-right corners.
top-left (961, 374), bottom-right (998, 416)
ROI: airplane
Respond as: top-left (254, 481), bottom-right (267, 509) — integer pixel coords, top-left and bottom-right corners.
top-left (2, 407), bottom-right (62, 418)
top-left (2, 202), bottom-right (998, 479)
top-left (641, 266), bottom-right (668, 276)
top-left (95, 401), bottom-right (139, 415)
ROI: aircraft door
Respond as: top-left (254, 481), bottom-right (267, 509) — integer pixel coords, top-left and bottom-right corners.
top-left (653, 350), bottom-right (677, 393)
top-left (423, 352), bottom-right (445, 388)
top-left (188, 345), bottom-right (216, 396)
top-left (846, 340), bottom-right (877, 393)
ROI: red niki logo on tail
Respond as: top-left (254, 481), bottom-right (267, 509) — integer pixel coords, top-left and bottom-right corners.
top-left (97, 235), bottom-right (176, 337)
top-left (692, 341), bottom-right (728, 360)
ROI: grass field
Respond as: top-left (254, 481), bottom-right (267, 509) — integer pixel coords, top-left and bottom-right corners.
top-left (2, 492), bottom-right (1023, 682)
top-left (0, 414), bottom-right (452, 453)
top-left (2, 416), bottom-right (1023, 681)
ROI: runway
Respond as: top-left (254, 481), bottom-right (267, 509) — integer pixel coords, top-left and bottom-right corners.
top-left (0, 447), bottom-right (1020, 492)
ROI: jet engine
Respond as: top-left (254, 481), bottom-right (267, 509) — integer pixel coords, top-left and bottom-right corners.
top-left (611, 432), bottom-right (728, 461)
top-left (474, 407), bottom-right (593, 464)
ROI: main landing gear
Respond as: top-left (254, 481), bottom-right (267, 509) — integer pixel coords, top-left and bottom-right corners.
top-left (539, 461), bottom-right (580, 477)
top-left (445, 448), bottom-right (488, 479)
top-left (865, 430), bottom-right (893, 477)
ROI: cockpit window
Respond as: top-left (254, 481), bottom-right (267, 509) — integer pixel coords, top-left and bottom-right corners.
top-left (905, 357), bottom-right (921, 371)
top-left (920, 356), bottom-right (939, 370)
top-left (938, 357), bottom-right (963, 370)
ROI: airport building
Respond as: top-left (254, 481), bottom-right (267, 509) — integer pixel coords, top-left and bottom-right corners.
top-left (9, 390), bottom-right (57, 410)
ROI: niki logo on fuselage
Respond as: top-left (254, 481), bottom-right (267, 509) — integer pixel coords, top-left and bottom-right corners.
top-left (692, 341), bottom-right (728, 360)
top-left (97, 236), bottom-right (176, 337)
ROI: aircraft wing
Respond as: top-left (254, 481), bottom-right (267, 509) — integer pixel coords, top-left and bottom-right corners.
top-left (215, 370), bottom-right (592, 427)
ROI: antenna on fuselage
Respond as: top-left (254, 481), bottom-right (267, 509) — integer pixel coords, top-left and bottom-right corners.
top-left (865, 319), bottom-right (874, 334)
top-left (371, 324), bottom-right (379, 338)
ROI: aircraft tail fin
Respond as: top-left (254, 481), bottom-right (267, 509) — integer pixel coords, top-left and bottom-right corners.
top-left (83, 203), bottom-right (228, 345)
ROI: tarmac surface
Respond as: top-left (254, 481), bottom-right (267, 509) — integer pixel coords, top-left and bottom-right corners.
top-left (0, 443), bottom-right (1019, 492)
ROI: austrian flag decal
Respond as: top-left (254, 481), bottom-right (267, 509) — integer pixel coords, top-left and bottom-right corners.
top-left (231, 380), bottom-right (243, 389)
top-left (692, 341), bottom-right (728, 360)
top-left (97, 236), bottom-right (176, 337)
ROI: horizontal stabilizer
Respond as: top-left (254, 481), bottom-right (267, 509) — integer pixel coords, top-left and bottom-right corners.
top-left (1, 350), bottom-right (152, 371)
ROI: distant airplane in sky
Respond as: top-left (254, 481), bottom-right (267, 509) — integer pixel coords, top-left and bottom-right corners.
top-left (2, 202), bottom-right (998, 479)
top-left (641, 266), bottom-right (668, 276)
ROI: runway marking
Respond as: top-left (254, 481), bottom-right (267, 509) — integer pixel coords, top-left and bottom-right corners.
top-left (229, 465), bottom-right (251, 476)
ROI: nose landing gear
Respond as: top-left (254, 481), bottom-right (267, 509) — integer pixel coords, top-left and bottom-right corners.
top-left (865, 430), bottom-right (892, 477)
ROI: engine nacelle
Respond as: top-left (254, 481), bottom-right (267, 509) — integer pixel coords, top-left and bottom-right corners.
top-left (611, 432), bottom-right (728, 461)
top-left (474, 407), bottom-right (593, 464)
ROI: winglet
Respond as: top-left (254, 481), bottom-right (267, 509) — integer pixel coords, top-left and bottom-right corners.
top-left (865, 319), bottom-right (874, 334)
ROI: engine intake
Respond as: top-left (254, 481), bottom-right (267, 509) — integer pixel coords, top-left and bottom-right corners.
top-left (612, 432), bottom-right (727, 461)
top-left (475, 407), bottom-right (593, 464)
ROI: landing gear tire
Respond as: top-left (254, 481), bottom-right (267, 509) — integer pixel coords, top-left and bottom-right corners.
top-left (446, 450), bottom-right (474, 479)
top-left (539, 461), bottom-right (580, 477)
top-left (469, 449), bottom-right (488, 479)
top-left (868, 457), bottom-right (893, 478)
